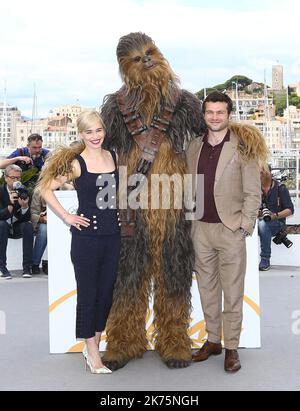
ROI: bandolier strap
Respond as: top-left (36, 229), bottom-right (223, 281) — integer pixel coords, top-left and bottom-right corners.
top-left (116, 88), bottom-right (180, 237)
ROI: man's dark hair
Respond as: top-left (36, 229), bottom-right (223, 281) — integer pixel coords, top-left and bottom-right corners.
top-left (28, 133), bottom-right (43, 144)
top-left (202, 91), bottom-right (233, 115)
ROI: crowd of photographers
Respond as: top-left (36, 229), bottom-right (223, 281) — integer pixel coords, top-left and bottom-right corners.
top-left (0, 134), bottom-right (296, 279)
top-left (0, 134), bottom-right (49, 279)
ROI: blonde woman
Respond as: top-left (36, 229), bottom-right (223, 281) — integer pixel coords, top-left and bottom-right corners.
top-left (38, 111), bottom-right (121, 374)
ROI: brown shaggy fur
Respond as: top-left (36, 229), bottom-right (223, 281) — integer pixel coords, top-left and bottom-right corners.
top-left (230, 122), bottom-right (270, 167)
top-left (104, 140), bottom-right (192, 363)
top-left (118, 35), bottom-right (179, 126)
top-left (102, 33), bottom-right (202, 367)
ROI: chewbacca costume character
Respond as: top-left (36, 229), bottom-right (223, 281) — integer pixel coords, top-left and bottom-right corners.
top-left (101, 32), bottom-right (205, 370)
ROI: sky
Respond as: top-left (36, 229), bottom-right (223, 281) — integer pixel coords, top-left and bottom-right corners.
top-left (1, 0), bottom-right (300, 118)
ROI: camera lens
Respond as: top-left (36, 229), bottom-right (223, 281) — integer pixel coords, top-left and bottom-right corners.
top-left (282, 237), bottom-right (293, 249)
top-left (262, 207), bottom-right (271, 222)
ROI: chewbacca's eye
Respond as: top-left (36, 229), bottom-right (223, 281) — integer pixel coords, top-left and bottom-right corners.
top-left (133, 56), bottom-right (141, 62)
top-left (146, 49), bottom-right (152, 55)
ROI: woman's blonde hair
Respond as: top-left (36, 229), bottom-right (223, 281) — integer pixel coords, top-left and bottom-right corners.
top-left (37, 110), bottom-right (105, 193)
top-left (76, 110), bottom-right (105, 133)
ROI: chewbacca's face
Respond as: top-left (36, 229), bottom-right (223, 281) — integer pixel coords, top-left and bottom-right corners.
top-left (117, 33), bottom-right (174, 87)
top-left (120, 44), bottom-right (165, 82)
top-left (117, 33), bottom-right (178, 124)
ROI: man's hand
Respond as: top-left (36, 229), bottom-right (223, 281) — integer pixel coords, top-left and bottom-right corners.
top-left (17, 156), bottom-right (32, 165)
top-left (9, 191), bottom-right (18, 205)
top-left (18, 197), bottom-right (30, 209)
top-left (270, 212), bottom-right (278, 221)
top-left (239, 227), bottom-right (250, 238)
top-left (39, 215), bottom-right (47, 224)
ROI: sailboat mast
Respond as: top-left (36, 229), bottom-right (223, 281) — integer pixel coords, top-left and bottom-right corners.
top-left (32, 83), bottom-right (38, 133)
top-left (1, 82), bottom-right (8, 149)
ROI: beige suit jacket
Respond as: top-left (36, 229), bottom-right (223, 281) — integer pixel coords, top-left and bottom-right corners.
top-left (31, 190), bottom-right (47, 231)
top-left (186, 131), bottom-right (261, 235)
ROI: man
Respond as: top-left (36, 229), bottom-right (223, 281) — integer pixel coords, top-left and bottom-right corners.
top-left (186, 91), bottom-right (265, 372)
top-left (0, 134), bottom-right (49, 189)
top-left (30, 189), bottom-right (48, 275)
top-left (0, 165), bottom-right (34, 279)
top-left (258, 166), bottom-right (294, 271)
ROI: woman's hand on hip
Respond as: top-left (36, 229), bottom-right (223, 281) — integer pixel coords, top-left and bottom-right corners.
top-left (63, 214), bottom-right (90, 230)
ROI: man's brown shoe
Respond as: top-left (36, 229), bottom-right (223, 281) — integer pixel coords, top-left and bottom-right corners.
top-left (224, 349), bottom-right (241, 373)
top-left (192, 341), bottom-right (222, 362)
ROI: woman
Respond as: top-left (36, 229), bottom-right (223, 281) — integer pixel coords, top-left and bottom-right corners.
top-left (38, 111), bottom-right (121, 374)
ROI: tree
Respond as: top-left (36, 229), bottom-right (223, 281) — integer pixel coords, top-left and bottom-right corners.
top-left (272, 91), bottom-right (287, 116)
top-left (196, 75), bottom-right (253, 100)
top-left (290, 96), bottom-right (300, 109)
top-left (225, 75), bottom-right (253, 90)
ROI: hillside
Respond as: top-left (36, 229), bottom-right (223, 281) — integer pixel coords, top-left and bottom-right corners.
top-left (196, 75), bottom-right (265, 100)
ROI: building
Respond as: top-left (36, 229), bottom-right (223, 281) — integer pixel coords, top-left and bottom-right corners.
top-left (242, 118), bottom-right (289, 150)
top-left (227, 90), bottom-right (275, 121)
top-left (15, 118), bottom-right (48, 148)
top-left (246, 82), bottom-right (264, 93)
top-left (284, 106), bottom-right (300, 148)
top-left (49, 105), bottom-right (83, 124)
top-left (241, 106), bottom-right (300, 151)
top-left (289, 82), bottom-right (300, 97)
top-left (0, 103), bottom-right (21, 150)
top-left (44, 116), bottom-right (78, 149)
top-left (16, 115), bottom-right (79, 151)
top-left (1, 102), bottom-right (96, 155)
top-left (272, 65), bottom-right (284, 91)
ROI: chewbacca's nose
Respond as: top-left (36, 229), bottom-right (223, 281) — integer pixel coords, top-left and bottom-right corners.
top-left (142, 55), bottom-right (151, 63)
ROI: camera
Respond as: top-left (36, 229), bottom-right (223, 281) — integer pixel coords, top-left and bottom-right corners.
top-left (12, 181), bottom-right (29, 201)
top-left (15, 159), bottom-right (33, 172)
top-left (260, 202), bottom-right (272, 222)
top-left (273, 228), bottom-right (293, 249)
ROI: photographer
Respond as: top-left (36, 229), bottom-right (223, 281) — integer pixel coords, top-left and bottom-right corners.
top-left (0, 165), bottom-right (34, 279)
top-left (31, 189), bottom-right (47, 275)
top-left (0, 134), bottom-right (49, 190)
top-left (258, 165), bottom-right (294, 271)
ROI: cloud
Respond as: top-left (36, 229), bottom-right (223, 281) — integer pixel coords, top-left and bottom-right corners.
top-left (1, 0), bottom-right (299, 116)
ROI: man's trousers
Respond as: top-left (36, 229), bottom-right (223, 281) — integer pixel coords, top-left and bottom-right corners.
top-left (192, 221), bottom-right (247, 350)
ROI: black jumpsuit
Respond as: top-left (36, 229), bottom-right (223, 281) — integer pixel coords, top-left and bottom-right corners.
top-left (70, 152), bottom-right (121, 339)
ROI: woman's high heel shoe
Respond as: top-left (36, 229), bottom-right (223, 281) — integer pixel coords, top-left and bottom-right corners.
top-left (82, 344), bottom-right (101, 359)
top-left (82, 344), bottom-right (88, 359)
top-left (84, 356), bottom-right (112, 374)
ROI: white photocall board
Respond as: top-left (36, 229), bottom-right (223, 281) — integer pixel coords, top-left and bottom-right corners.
top-left (48, 191), bottom-right (261, 354)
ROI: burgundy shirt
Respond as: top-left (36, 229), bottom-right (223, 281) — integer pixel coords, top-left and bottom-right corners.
top-left (197, 130), bottom-right (230, 223)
